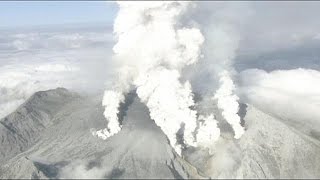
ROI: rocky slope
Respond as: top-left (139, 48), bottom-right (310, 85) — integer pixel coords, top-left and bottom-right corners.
top-left (0, 88), bottom-right (79, 163)
top-left (0, 88), bottom-right (319, 179)
top-left (0, 89), bottom-right (199, 179)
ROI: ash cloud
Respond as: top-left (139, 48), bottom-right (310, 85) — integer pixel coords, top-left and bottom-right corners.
top-left (94, 2), bottom-right (207, 155)
top-left (94, 1), bottom-right (246, 155)
top-left (1, 1), bottom-right (320, 168)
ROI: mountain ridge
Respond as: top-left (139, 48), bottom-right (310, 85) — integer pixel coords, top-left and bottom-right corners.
top-left (0, 88), bottom-right (320, 179)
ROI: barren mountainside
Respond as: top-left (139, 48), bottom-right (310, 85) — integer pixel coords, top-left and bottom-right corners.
top-left (0, 88), bottom-right (320, 179)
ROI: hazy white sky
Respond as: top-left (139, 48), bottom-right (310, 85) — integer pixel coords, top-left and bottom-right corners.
top-left (1, 1), bottom-right (320, 122)
top-left (0, 1), bottom-right (117, 28)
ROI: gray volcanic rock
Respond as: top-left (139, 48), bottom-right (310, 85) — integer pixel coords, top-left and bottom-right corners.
top-left (0, 88), bottom-right (80, 163)
top-left (201, 105), bottom-right (320, 178)
top-left (0, 89), bottom-right (199, 179)
top-left (0, 88), bottom-right (320, 179)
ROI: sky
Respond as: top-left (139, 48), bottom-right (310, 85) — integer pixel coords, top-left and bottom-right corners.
top-left (0, 1), bottom-right (320, 130)
top-left (0, 2), bottom-right (320, 178)
top-left (0, 1), bottom-right (118, 28)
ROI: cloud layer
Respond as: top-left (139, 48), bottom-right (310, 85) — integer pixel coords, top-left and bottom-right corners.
top-left (0, 25), bottom-right (114, 119)
top-left (239, 68), bottom-right (320, 129)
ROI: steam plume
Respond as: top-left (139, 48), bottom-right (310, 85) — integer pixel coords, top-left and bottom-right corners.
top-left (196, 115), bottom-right (221, 148)
top-left (135, 68), bottom-right (198, 154)
top-left (94, 1), bottom-right (245, 154)
top-left (213, 71), bottom-right (244, 139)
top-left (200, 3), bottom-right (246, 139)
top-left (92, 1), bottom-right (206, 154)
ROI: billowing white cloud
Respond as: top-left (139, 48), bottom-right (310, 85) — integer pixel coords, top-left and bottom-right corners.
top-left (95, 1), bottom-right (249, 155)
top-left (1, 2), bottom-right (320, 162)
top-left (239, 68), bottom-right (320, 129)
top-left (93, 2), bottom-right (207, 155)
top-left (0, 62), bottom-right (79, 118)
top-left (59, 159), bottom-right (111, 179)
top-left (0, 25), bottom-right (115, 119)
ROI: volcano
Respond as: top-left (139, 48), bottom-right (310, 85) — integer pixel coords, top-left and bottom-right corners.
top-left (0, 88), bottom-right (319, 179)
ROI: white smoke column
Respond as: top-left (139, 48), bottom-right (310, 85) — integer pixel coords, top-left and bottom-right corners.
top-left (94, 1), bottom-right (210, 154)
top-left (135, 68), bottom-right (198, 155)
top-left (93, 90), bottom-right (125, 140)
top-left (198, 3), bottom-right (248, 139)
top-left (196, 114), bottom-right (220, 150)
top-left (214, 71), bottom-right (244, 139)
top-left (209, 28), bottom-right (245, 139)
